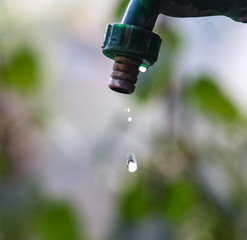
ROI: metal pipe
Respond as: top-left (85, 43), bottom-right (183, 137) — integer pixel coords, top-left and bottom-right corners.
top-left (122, 0), bottom-right (162, 30)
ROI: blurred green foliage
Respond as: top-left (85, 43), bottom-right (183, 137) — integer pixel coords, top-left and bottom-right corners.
top-left (0, 153), bottom-right (10, 178)
top-left (0, 187), bottom-right (86, 240)
top-left (0, 46), bottom-right (39, 93)
top-left (0, 45), bottom-right (40, 179)
top-left (115, 171), bottom-right (236, 240)
top-left (185, 76), bottom-right (241, 123)
top-left (0, 43), bottom-right (85, 240)
top-left (32, 201), bottom-right (83, 240)
top-left (0, 42), bottom-right (40, 177)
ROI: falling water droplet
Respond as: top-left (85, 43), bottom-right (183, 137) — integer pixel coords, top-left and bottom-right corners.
top-left (139, 66), bottom-right (147, 73)
top-left (127, 152), bottom-right (137, 172)
top-left (124, 107), bottom-right (130, 113)
top-left (124, 107), bottom-right (132, 122)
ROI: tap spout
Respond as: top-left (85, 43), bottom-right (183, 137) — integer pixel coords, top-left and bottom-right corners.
top-left (122, 0), bottom-right (162, 30)
top-left (102, 0), bottom-right (162, 94)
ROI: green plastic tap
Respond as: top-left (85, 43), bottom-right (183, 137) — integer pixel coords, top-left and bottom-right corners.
top-left (102, 0), bottom-right (247, 94)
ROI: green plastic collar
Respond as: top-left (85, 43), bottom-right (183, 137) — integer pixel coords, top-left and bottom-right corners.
top-left (102, 23), bottom-right (162, 67)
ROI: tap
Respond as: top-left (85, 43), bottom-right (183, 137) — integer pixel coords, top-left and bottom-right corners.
top-left (102, 0), bottom-right (247, 94)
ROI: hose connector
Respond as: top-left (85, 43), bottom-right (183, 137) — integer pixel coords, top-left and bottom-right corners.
top-left (109, 56), bottom-right (141, 94)
top-left (102, 23), bottom-right (162, 94)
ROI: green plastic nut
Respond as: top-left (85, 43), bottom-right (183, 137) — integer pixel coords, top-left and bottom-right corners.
top-left (102, 23), bottom-right (162, 67)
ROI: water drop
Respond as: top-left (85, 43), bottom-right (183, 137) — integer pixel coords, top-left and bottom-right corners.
top-left (124, 107), bottom-right (130, 113)
top-left (139, 66), bottom-right (147, 73)
top-left (127, 152), bottom-right (137, 172)
top-left (124, 107), bottom-right (132, 122)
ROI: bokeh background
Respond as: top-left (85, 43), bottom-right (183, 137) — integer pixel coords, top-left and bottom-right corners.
top-left (1, 0), bottom-right (247, 239)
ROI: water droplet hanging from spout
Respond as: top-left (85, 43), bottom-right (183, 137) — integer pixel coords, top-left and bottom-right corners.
top-left (139, 66), bottom-right (147, 73)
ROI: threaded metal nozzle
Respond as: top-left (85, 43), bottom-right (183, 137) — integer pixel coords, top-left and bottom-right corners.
top-left (109, 56), bottom-right (141, 94)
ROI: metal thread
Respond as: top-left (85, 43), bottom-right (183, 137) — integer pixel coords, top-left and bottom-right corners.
top-left (109, 56), bottom-right (141, 94)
